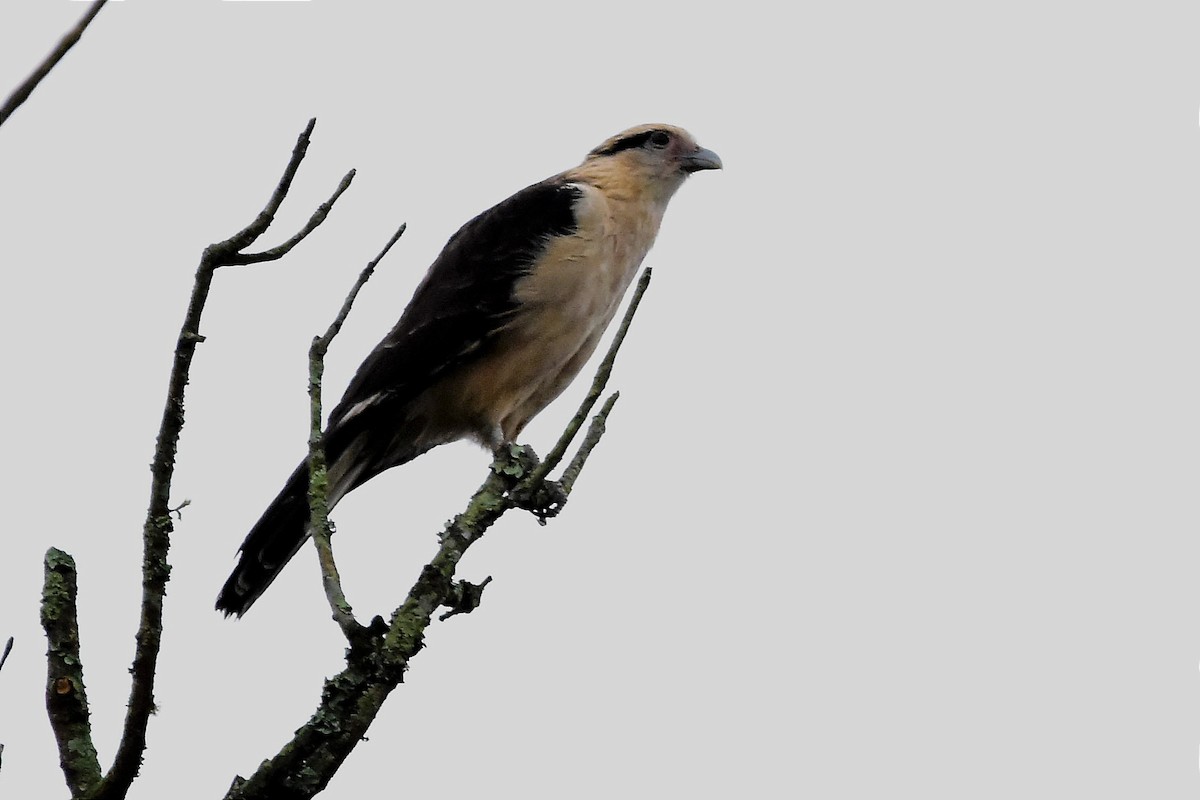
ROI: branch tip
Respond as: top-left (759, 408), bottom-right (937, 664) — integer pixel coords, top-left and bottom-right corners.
top-left (0, 0), bottom-right (109, 129)
top-left (97, 116), bottom-right (351, 800)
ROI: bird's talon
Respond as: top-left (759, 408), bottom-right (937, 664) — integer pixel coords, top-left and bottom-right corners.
top-left (513, 479), bottom-right (566, 524)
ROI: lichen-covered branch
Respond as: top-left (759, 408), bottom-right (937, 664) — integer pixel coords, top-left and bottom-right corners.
top-left (95, 118), bottom-right (352, 800)
top-left (40, 550), bottom-right (102, 796)
top-left (38, 119), bottom-right (353, 800)
top-left (224, 269), bottom-right (649, 800)
top-left (224, 446), bottom-right (536, 800)
top-left (0, 0), bottom-right (109, 129)
top-left (308, 223), bottom-right (408, 640)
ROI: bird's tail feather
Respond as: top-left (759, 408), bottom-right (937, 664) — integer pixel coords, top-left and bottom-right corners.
top-left (215, 460), bottom-right (314, 617)
top-left (216, 426), bottom-right (432, 617)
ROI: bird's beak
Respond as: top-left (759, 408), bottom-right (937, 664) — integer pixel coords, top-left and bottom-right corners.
top-left (682, 146), bottom-right (723, 173)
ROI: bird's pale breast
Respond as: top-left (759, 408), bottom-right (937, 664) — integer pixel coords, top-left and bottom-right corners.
top-left (413, 184), bottom-right (659, 445)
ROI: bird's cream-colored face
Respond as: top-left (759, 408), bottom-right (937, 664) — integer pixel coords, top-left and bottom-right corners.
top-left (582, 124), bottom-right (722, 202)
top-left (588, 124), bottom-right (721, 175)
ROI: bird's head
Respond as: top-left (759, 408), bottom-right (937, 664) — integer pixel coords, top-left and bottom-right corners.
top-left (580, 124), bottom-right (722, 203)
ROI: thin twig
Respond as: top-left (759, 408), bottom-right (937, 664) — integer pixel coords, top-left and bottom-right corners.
top-left (309, 528), bottom-right (356, 634)
top-left (317, 223), bottom-right (407, 346)
top-left (0, 635), bottom-right (10, 773)
top-left (558, 392), bottom-right (620, 495)
top-left (0, 0), bottom-right (109, 129)
top-left (308, 223), bottom-right (408, 639)
top-left (0, 637), bottom-right (9, 770)
top-left (226, 170), bottom-right (357, 265)
top-left (69, 119), bottom-right (353, 800)
top-left (208, 118), bottom-right (319, 257)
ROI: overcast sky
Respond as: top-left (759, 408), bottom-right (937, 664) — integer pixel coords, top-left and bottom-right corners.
top-left (1, 2), bottom-right (1197, 798)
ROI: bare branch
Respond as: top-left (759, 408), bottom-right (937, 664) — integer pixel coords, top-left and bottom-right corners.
top-left (307, 223), bottom-right (408, 640)
top-left (0, 637), bottom-right (11, 769)
top-left (225, 170), bottom-right (357, 266)
top-left (206, 118), bottom-right (318, 257)
top-left (0, 0), bottom-right (109, 129)
top-left (309, 528), bottom-right (358, 635)
top-left (226, 447), bottom-right (524, 800)
top-left (100, 120), bottom-right (348, 800)
top-left (40, 549), bottom-right (102, 796)
top-left (558, 391), bottom-right (620, 495)
top-left (29, 119), bottom-right (352, 800)
top-left (225, 264), bottom-right (655, 799)
top-left (317, 223), bottom-right (408, 346)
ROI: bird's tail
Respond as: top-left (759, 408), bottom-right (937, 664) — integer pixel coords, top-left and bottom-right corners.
top-left (216, 423), bottom-right (435, 617)
top-left (215, 460), bottom-right (316, 617)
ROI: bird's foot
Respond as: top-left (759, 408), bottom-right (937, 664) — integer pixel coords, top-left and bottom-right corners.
top-left (511, 478), bottom-right (567, 526)
top-left (493, 442), bottom-right (568, 525)
top-left (492, 442), bottom-right (541, 479)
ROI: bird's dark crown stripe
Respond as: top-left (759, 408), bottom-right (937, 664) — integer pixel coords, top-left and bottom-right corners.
top-left (591, 129), bottom-right (664, 157)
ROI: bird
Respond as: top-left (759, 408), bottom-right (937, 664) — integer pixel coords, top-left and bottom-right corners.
top-left (216, 123), bottom-right (722, 617)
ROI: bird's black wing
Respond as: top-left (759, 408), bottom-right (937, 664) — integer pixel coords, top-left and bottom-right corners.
top-left (327, 178), bottom-right (583, 429)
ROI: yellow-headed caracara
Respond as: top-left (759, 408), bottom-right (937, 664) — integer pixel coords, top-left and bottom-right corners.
top-left (216, 124), bottom-right (721, 616)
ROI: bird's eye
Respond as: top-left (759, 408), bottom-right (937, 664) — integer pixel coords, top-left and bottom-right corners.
top-left (648, 131), bottom-right (671, 149)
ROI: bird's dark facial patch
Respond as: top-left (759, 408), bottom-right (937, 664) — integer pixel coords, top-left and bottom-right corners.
top-left (593, 128), bottom-right (672, 156)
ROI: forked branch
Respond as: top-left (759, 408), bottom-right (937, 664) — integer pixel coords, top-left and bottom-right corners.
top-left (40, 119), bottom-right (353, 800)
top-left (224, 268), bottom-right (651, 800)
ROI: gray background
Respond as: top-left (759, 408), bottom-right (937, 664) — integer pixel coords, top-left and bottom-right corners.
top-left (1, 1), bottom-right (1196, 797)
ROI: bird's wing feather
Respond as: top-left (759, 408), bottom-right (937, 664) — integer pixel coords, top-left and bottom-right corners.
top-left (327, 178), bottom-right (583, 429)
